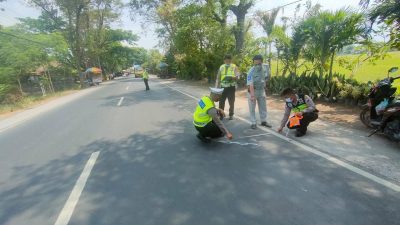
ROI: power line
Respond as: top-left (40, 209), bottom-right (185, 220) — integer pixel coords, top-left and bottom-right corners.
top-left (265, 0), bottom-right (304, 13)
top-left (0, 30), bottom-right (49, 47)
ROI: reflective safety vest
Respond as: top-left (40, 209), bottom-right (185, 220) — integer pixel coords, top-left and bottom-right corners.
top-left (143, 71), bottom-right (149, 79)
top-left (220, 64), bottom-right (237, 87)
top-left (287, 94), bottom-right (308, 113)
top-left (193, 96), bottom-right (215, 127)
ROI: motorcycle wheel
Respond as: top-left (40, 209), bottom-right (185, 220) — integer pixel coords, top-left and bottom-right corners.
top-left (360, 107), bottom-right (374, 128)
top-left (384, 119), bottom-right (400, 142)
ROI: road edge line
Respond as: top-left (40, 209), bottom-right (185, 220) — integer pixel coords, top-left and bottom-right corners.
top-left (162, 83), bottom-right (400, 192)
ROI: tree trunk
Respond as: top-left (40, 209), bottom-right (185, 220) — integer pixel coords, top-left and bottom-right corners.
top-left (329, 51), bottom-right (335, 80)
top-left (234, 14), bottom-right (245, 54)
top-left (230, 1), bottom-right (253, 55)
top-left (276, 50), bottom-right (280, 76)
top-left (46, 69), bottom-right (55, 93)
top-left (16, 75), bottom-right (23, 96)
top-left (268, 41), bottom-right (272, 75)
top-left (328, 51), bottom-right (336, 99)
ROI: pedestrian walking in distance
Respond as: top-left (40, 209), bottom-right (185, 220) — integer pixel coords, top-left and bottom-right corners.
top-left (143, 69), bottom-right (150, 91)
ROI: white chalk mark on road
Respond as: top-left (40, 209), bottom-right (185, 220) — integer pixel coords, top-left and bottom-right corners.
top-left (217, 140), bottom-right (259, 146)
top-left (163, 82), bottom-right (400, 193)
top-left (117, 97), bottom-right (124, 106)
top-left (54, 151), bottom-right (100, 225)
top-left (235, 133), bottom-right (270, 139)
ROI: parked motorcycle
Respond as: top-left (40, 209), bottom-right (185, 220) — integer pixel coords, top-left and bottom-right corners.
top-left (359, 67), bottom-right (400, 141)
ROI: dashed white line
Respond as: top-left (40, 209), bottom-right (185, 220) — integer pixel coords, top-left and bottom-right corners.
top-left (54, 151), bottom-right (100, 225)
top-left (163, 83), bottom-right (400, 192)
top-left (117, 97), bottom-right (124, 106)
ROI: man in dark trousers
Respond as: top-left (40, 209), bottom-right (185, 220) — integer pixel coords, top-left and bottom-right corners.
top-left (215, 54), bottom-right (240, 120)
top-left (277, 88), bottom-right (318, 137)
top-left (193, 87), bottom-right (233, 143)
top-left (143, 69), bottom-right (150, 91)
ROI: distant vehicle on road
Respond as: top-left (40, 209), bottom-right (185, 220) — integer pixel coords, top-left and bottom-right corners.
top-left (133, 65), bottom-right (143, 78)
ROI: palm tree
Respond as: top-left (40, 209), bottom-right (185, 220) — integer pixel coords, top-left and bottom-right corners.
top-left (256, 8), bottom-right (280, 71)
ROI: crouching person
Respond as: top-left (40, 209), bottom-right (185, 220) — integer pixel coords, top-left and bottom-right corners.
top-left (193, 87), bottom-right (233, 143)
top-left (277, 88), bottom-right (318, 137)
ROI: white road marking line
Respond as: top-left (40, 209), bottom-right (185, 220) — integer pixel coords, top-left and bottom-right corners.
top-left (54, 151), bottom-right (100, 225)
top-left (163, 83), bottom-right (400, 192)
top-left (117, 97), bottom-right (124, 106)
top-left (235, 133), bottom-right (270, 139)
top-left (217, 140), bottom-right (259, 146)
top-left (126, 86), bottom-right (130, 90)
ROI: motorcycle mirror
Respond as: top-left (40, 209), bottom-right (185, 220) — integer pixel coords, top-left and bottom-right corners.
top-left (388, 67), bottom-right (398, 73)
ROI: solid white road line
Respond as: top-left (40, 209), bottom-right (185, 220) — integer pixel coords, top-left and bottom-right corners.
top-left (117, 97), bottom-right (124, 106)
top-left (235, 133), bottom-right (270, 139)
top-left (162, 83), bottom-right (400, 192)
top-left (216, 140), bottom-right (259, 146)
top-left (54, 151), bottom-right (100, 225)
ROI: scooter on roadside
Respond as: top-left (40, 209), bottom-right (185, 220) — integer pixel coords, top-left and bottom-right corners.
top-left (359, 67), bottom-right (400, 142)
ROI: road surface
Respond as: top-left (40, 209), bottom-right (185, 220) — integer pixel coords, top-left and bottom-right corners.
top-left (0, 77), bottom-right (399, 225)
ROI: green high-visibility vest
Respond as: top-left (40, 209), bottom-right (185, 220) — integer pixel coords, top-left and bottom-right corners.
top-left (143, 71), bottom-right (149, 79)
top-left (193, 96), bottom-right (214, 127)
top-left (220, 64), bottom-right (237, 87)
top-left (288, 94), bottom-right (308, 113)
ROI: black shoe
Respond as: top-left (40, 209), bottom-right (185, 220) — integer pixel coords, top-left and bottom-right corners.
top-left (197, 133), bottom-right (211, 143)
top-left (261, 122), bottom-right (272, 128)
top-left (251, 124), bottom-right (257, 129)
top-left (295, 130), bottom-right (306, 137)
top-left (228, 116), bottom-right (233, 120)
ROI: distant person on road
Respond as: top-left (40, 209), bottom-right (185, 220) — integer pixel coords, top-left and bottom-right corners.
top-left (193, 87), bottom-right (233, 143)
top-left (277, 88), bottom-right (318, 137)
top-left (215, 54), bottom-right (240, 120)
top-left (143, 69), bottom-right (150, 91)
top-left (247, 54), bottom-right (272, 129)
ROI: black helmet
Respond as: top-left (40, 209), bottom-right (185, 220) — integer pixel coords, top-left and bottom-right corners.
top-left (253, 54), bottom-right (263, 61)
top-left (224, 54), bottom-right (232, 60)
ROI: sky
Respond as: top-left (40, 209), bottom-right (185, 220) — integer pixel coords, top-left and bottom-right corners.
top-left (0, 0), bottom-right (361, 50)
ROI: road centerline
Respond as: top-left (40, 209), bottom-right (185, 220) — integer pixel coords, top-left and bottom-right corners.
top-left (54, 151), bottom-right (100, 225)
top-left (117, 97), bottom-right (124, 106)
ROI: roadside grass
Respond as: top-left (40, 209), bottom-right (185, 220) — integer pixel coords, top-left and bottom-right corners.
top-left (269, 51), bottom-right (400, 95)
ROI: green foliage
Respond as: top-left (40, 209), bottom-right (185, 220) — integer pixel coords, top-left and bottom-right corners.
top-left (367, 0), bottom-right (400, 49)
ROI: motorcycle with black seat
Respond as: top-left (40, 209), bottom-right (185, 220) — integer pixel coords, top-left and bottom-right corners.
top-left (360, 67), bottom-right (400, 142)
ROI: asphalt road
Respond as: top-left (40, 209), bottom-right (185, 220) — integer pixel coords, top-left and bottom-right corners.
top-left (1, 77), bottom-right (400, 225)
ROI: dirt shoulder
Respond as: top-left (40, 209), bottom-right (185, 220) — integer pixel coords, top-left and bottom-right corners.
top-left (0, 90), bottom-right (79, 120)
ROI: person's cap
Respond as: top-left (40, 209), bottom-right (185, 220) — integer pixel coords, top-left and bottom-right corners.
top-left (253, 54), bottom-right (263, 61)
top-left (224, 54), bottom-right (232, 60)
top-left (210, 87), bottom-right (224, 95)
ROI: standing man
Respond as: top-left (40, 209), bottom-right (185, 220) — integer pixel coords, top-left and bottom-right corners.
top-left (277, 88), bottom-right (318, 137)
top-left (215, 54), bottom-right (240, 120)
top-left (143, 68), bottom-right (150, 91)
top-left (193, 87), bottom-right (234, 143)
top-left (247, 54), bottom-right (272, 129)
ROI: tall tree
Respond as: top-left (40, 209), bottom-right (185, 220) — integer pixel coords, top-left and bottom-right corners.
top-left (361, 0), bottom-right (400, 49)
top-left (229, 0), bottom-right (254, 54)
top-left (256, 8), bottom-right (280, 72)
